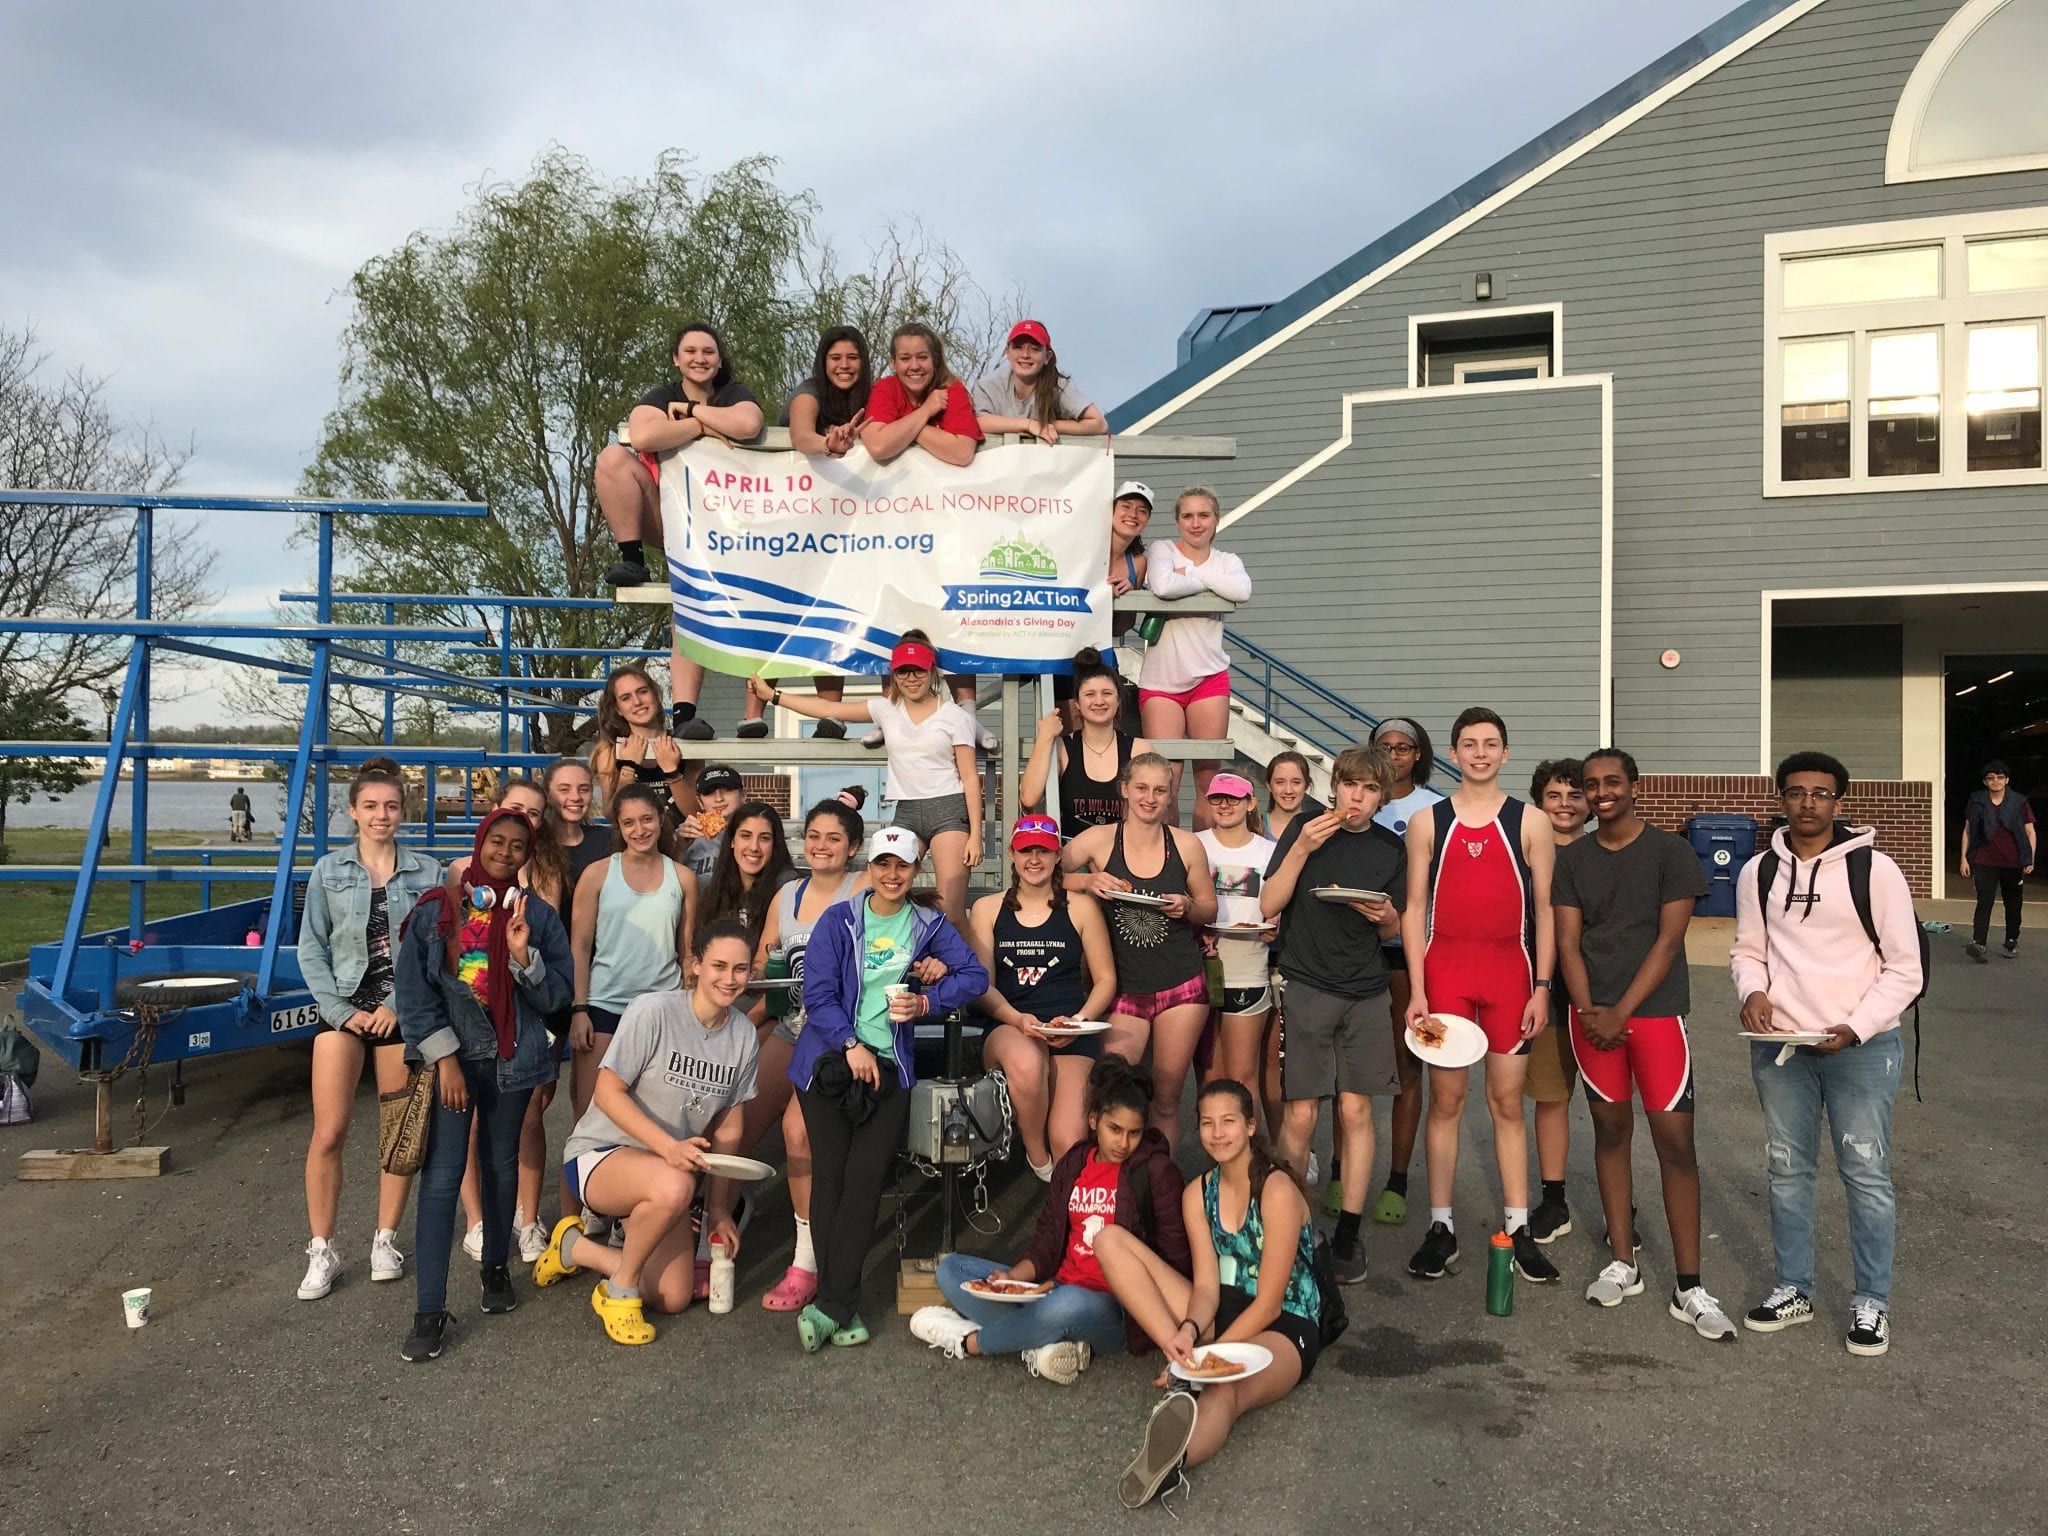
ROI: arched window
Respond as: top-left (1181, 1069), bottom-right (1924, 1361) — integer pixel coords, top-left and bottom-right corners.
top-left (1886, 0), bottom-right (2048, 183)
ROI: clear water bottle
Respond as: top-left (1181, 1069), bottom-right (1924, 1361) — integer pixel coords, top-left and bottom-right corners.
top-left (708, 1235), bottom-right (735, 1315)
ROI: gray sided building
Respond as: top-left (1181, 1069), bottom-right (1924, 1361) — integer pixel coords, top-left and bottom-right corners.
top-left (1111, 0), bottom-right (2048, 897)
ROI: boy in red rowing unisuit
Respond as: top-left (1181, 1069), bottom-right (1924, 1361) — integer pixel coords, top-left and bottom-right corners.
top-left (1401, 708), bottom-right (1559, 1287)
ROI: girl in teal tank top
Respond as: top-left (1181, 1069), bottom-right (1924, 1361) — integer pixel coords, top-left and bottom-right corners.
top-left (1202, 1164), bottom-right (1320, 1325)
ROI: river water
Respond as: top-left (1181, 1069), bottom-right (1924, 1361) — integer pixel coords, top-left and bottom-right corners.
top-left (8, 779), bottom-right (351, 834)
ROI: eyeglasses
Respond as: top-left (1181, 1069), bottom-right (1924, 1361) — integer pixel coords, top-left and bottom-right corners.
top-left (1381, 743), bottom-right (1419, 755)
top-left (1780, 787), bottom-right (1841, 804)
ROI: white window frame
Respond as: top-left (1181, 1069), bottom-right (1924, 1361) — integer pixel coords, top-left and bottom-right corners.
top-left (1764, 207), bottom-right (2048, 496)
top-left (1885, 0), bottom-right (2048, 185)
top-left (1406, 302), bottom-right (1562, 389)
top-left (1452, 355), bottom-right (1551, 384)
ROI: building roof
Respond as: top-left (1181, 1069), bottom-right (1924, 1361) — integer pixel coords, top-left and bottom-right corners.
top-left (1177, 304), bottom-right (1274, 366)
top-left (1108, 0), bottom-right (1814, 431)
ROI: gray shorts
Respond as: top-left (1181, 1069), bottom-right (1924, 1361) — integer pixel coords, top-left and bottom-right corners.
top-left (1280, 976), bottom-right (1399, 1100)
top-left (890, 792), bottom-right (972, 847)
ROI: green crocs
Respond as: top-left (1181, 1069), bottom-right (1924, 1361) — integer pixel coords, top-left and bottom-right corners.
top-left (796, 1304), bottom-right (835, 1354)
top-left (830, 1313), bottom-right (871, 1347)
top-left (1372, 1186), bottom-right (1408, 1225)
top-left (1322, 1178), bottom-right (1344, 1218)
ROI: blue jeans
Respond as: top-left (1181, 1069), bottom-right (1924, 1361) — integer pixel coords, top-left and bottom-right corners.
top-left (935, 1254), bottom-right (1127, 1356)
top-left (413, 1060), bottom-right (533, 1314)
top-left (1749, 1033), bottom-right (1902, 1308)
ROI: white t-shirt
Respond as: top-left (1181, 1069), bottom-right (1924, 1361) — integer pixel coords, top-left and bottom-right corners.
top-left (1139, 541), bottom-right (1252, 693)
top-left (1197, 827), bottom-right (1277, 989)
top-left (1374, 784), bottom-right (1445, 840)
top-left (866, 695), bottom-right (976, 803)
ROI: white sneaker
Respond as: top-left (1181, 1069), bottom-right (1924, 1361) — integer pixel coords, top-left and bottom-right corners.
top-left (1305, 1150), bottom-right (1321, 1187)
top-left (976, 724), bottom-right (999, 753)
top-left (297, 1238), bottom-right (342, 1300)
top-left (861, 725), bottom-right (885, 749)
top-left (516, 1222), bottom-right (547, 1264)
top-left (908, 1305), bottom-right (978, 1360)
top-left (1670, 1285), bottom-right (1738, 1341)
top-left (369, 1229), bottom-right (405, 1282)
top-left (1584, 1259), bottom-right (1644, 1308)
top-left (1022, 1339), bottom-right (1092, 1385)
top-left (462, 1222), bottom-right (484, 1262)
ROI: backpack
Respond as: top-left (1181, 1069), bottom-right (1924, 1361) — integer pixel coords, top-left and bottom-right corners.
top-left (0, 1024), bottom-right (37, 1126)
top-left (1752, 840), bottom-right (1931, 1101)
top-left (1308, 1230), bottom-right (1350, 1348)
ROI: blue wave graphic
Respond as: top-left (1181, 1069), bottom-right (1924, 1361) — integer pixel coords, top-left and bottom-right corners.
top-left (665, 552), bottom-right (859, 615)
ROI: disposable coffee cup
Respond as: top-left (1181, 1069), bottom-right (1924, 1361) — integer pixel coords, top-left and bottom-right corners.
top-left (886, 984), bottom-right (914, 1017)
top-left (122, 1287), bottom-right (152, 1329)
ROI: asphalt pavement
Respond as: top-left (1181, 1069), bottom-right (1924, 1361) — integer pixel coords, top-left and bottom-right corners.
top-left (4, 938), bottom-right (2043, 1535)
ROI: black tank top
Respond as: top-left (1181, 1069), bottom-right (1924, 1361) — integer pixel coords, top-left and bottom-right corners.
top-left (615, 746), bottom-right (682, 827)
top-left (1104, 822), bottom-right (1204, 993)
top-left (1057, 730), bottom-right (1134, 843)
top-left (994, 900), bottom-right (1091, 1020)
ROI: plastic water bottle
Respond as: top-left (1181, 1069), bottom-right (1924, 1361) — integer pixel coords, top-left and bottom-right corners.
top-left (708, 1235), bottom-right (735, 1315)
top-left (1486, 1230), bottom-right (1515, 1317)
top-left (1135, 613), bottom-right (1167, 644)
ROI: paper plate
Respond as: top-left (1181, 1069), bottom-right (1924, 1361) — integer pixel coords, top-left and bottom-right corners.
top-left (1736, 1031), bottom-right (1832, 1044)
top-left (1208, 922), bottom-right (1276, 938)
top-left (1104, 889), bottom-right (1173, 908)
top-left (1035, 1019), bottom-right (1112, 1037)
top-left (960, 1278), bottom-right (1053, 1305)
top-left (1315, 886), bottom-right (1390, 905)
top-left (1404, 1013), bottom-right (1488, 1068)
top-left (698, 1153), bottom-right (776, 1182)
top-left (1170, 1341), bottom-right (1273, 1385)
top-left (745, 976), bottom-right (800, 990)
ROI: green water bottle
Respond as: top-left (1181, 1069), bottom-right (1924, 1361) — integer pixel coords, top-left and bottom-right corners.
top-left (1486, 1230), bottom-right (1515, 1317)
top-left (760, 950), bottom-right (790, 1023)
top-left (1135, 612), bottom-right (1167, 644)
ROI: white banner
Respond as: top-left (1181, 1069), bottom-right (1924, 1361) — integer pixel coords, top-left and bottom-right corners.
top-left (658, 438), bottom-right (1114, 677)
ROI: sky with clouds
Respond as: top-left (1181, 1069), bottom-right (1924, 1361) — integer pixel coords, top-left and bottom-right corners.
top-left (2, 0), bottom-right (1734, 726)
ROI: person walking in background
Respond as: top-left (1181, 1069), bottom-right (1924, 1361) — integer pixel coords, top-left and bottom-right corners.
top-left (228, 784), bottom-right (254, 843)
top-left (1961, 758), bottom-right (2035, 961)
top-left (1732, 751), bottom-right (1921, 1358)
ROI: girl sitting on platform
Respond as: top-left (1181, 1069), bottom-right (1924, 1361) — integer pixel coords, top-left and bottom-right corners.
top-left (969, 318), bottom-right (1106, 444)
top-left (590, 666), bottom-right (696, 848)
top-left (1022, 648), bottom-right (1152, 846)
top-left (1139, 487), bottom-right (1252, 827)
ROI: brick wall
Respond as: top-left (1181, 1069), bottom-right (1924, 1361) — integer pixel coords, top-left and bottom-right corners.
top-left (740, 773), bottom-right (793, 817)
top-left (1635, 775), bottom-right (1934, 898)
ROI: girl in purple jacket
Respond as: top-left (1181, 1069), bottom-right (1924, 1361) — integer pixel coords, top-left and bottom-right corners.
top-left (788, 824), bottom-right (989, 1352)
top-left (908, 1059), bottom-right (1192, 1384)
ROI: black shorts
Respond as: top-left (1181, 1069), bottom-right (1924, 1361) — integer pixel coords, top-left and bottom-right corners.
top-left (585, 1005), bottom-right (625, 1035)
top-left (1214, 1284), bottom-right (1319, 1382)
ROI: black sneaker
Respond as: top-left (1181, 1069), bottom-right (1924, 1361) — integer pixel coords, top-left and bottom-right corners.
top-left (1118, 1390), bottom-right (1198, 1509)
top-left (1529, 1193), bottom-right (1573, 1245)
top-left (479, 1264), bottom-right (518, 1314)
top-left (736, 719), bottom-right (769, 739)
top-left (812, 718), bottom-right (846, 740)
top-left (1742, 1285), bottom-right (1814, 1333)
top-left (604, 557), bottom-right (651, 587)
top-left (1967, 941), bottom-right (1988, 963)
top-left (1331, 1233), bottom-right (1369, 1286)
top-left (1511, 1226), bottom-right (1560, 1283)
top-left (401, 1310), bottom-right (452, 1362)
top-left (1601, 1205), bottom-right (1649, 1255)
top-left (1845, 1301), bottom-right (1890, 1357)
top-left (1407, 1221), bottom-right (1459, 1279)
top-left (2002, 940), bottom-right (2019, 959)
top-left (670, 707), bottom-right (715, 742)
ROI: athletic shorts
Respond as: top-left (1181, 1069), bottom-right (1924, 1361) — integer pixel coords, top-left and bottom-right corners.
top-left (1138, 669), bottom-right (1229, 712)
top-left (1215, 1284), bottom-right (1319, 1382)
top-left (584, 1005), bottom-right (625, 1036)
top-left (563, 1145), bottom-right (624, 1210)
top-left (636, 449), bottom-right (661, 484)
top-left (1214, 985), bottom-right (1272, 1017)
top-left (1524, 1014), bottom-right (1579, 1104)
top-left (1280, 976), bottom-right (1399, 1099)
top-left (891, 792), bottom-right (971, 846)
top-left (1570, 1012), bottom-right (1695, 1114)
top-left (1112, 972), bottom-right (1209, 1022)
top-left (1421, 938), bottom-right (1533, 1057)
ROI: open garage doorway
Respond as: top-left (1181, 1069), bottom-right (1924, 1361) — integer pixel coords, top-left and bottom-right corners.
top-left (1945, 654), bottom-right (2048, 902)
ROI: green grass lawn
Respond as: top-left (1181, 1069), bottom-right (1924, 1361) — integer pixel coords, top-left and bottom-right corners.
top-left (0, 828), bottom-right (286, 965)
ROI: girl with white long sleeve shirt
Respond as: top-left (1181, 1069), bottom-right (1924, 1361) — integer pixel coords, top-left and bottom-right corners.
top-left (1138, 487), bottom-right (1251, 826)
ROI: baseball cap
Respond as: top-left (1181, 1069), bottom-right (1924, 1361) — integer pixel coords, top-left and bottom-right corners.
top-left (1009, 814), bottom-right (1061, 852)
top-left (1206, 772), bottom-right (1257, 800)
top-left (866, 825), bottom-right (923, 864)
top-left (890, 638), bottom-right (938, 673)
top-left (1113, 480), bottom-right (1154, 508)
top-left (1007, 319), bottom-right (1051, 348)
top-left (695, 764), bottom-right (744, 795)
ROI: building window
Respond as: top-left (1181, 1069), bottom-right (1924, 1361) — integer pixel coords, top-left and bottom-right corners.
top-left (1886, 0), bottom-right (2048, 184)
top-left (1766, 207), bottom-right (2048, 493)
top-left (1780, 337), bottom-right (1851, 480)
top-left (1452, 356), bottom-right (1549, 385)
top-left (1967, 321), bottom-right (2043, 472)
top-left (1409, 305), bottom-right (1560, 388)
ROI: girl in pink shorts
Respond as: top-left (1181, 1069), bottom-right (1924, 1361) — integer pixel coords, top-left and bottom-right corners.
top-left (1138, 488), bottom-right (1251, 827)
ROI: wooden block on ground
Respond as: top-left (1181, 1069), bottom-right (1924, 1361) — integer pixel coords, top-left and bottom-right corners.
top-left (896, 1255), bottom-right (944, 1314)
top-left (18, 1146), bottom-right (168, 1181)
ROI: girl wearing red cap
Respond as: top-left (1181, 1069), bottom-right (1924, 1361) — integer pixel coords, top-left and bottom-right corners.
top-left (970, 814), bottom-right (1119, 1171)
top-left (1140, 488), bottom-right (1252, 828)
top-left (750, 630), bottom-right (981, 930)
top-left (971, 320), bottom-right (1107, 444)
top-left (395, 807), bottom-right (571, 1361)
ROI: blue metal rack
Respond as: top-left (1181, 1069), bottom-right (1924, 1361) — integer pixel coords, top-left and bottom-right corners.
top-left (1224, 624), bottom-right (1462, 781)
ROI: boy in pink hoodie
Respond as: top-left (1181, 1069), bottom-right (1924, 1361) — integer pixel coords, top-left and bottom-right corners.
top-left (1730, 751), bottom-right (1921, 1359)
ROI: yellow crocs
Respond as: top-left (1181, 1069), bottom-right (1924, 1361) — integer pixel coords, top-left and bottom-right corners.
top-left (591, 1281), bottom-right (655, 1345)
top-left (532, 1215), bottom-right (584, 1288)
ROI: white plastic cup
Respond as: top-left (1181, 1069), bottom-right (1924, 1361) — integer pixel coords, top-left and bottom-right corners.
top-left (122, 1287), bottom-right (152, 1329)
top-left (886, 983), bottom-right (914, 1020)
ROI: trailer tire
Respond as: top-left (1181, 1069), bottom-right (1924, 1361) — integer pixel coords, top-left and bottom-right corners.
top-left (116, 973), bottom-right (253, 1010)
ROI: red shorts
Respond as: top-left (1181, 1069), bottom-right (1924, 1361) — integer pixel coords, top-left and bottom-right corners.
top-left (637, 450), bottom-right (661, 483)
top-left (1569, 1012), bottom-right (1695, 1113)
top-left (1139, 670), bottom-right (1230, 712)
top-left (1422, 939), bottom-right (1532, 1057)
top-left (1112, 972), bottom-right (1209, 1022)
